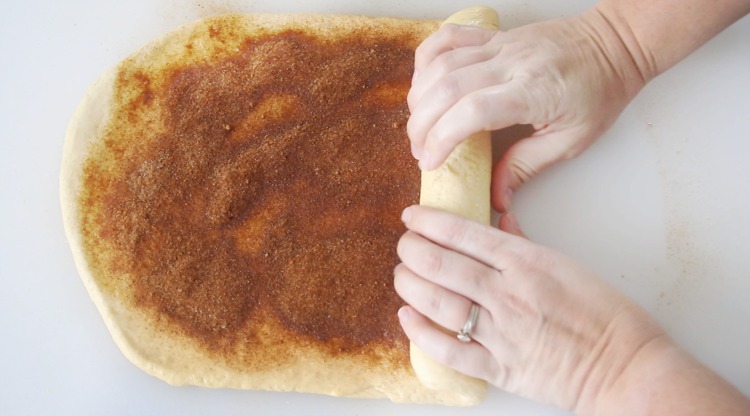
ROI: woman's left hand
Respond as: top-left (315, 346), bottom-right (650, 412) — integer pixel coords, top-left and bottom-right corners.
top-left (394, 205), bottom-right (665, 410)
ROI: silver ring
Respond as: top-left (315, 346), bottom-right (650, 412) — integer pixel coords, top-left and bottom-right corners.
top-left (457, 304), bottom-right (480, 343)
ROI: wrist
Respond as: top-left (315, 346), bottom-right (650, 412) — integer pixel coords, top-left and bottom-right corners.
top-left (580, 332), bottom-right (674, 415)
top-left (577, 313), bottom-right (750, 416)
top-left (575, 6), bottom-right (652, 100)
top-left (572, 303), bottom-right (667, 416)
top-left (593, 0), bottom-right (750, 81)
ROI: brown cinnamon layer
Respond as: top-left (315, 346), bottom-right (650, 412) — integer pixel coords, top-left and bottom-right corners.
top-left (79, 19), bottom-right (421, 367)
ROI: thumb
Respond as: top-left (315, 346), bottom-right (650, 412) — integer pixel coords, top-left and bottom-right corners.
top-left (491, 129), bottom-right (585, 213)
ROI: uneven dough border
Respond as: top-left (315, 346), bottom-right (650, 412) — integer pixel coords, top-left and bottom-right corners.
top-left (60, 13), bottom-right (486, 405)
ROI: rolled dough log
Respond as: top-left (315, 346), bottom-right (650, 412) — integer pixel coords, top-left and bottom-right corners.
top-left (411, 5), bottom-right (499, 405)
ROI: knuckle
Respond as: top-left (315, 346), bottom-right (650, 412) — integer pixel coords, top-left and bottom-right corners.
top-left (441, 23), bottom-right (462, 37)
top-left (485, 234), bottom-right (509, 261)
top-left (497, 240), bottom-right (528, 266)
top-left (477, 266), bottom-right (503, 295)
top-left (396, 232), bottom-right (413, 258)
top-left (463, 94), bottom-right (493, 131)
top-left (434, 75), bottom-right (462, 103)
top-left (480, 58), bottom-right (500, 80)
top-left (422, 246), bottom-right (444, 276)
top-left (513, 78), bottom-right (537, 116)
top-left (433, 52), bottom-right (456, 75)
top-left (488, 50), bottom-right (511, 72)
top-left (463, 92), bottom-right (488, 115)
top-left (406, 89), bottom-right (418, 111)
top-left (497, 39), bottom-right (524, 56)
top-left (504, 243), bottom-right (551, 282)
top-left (414, 39), bottom-right (432, 62)
top-left (427, 289), bottom-right (444, 316)
top-left (443, 217), bottom-right (470, 245)
top-left (425, 126), bottom-right (448, 149)
top-left (489, 360), bottom-right (511, 390)
top-left (392, 265), bottom-right (407, 288)
top-left (406, 115), bottom-right (420, 140)
top-left (440, 343), bottom-right (462, 368)
top-left (488, 39), bottom-right (506, 57)
top-left (517, 72), bottom-right (561, 124)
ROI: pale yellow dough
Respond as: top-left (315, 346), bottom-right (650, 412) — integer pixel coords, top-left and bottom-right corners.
top-left (60, 12), bottom-right (493, 406)
top-left (414, 5), bottom-right (499, 403)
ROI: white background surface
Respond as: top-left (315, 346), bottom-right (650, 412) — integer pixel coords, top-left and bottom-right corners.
top-left (1, 0), bottom-right (749, 415)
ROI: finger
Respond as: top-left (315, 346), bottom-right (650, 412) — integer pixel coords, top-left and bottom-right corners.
top-left (491, 128), bottom-right (587, 212)
top-left (397, 231), bottom-right (499, 305)
top-left (420, 82), bottom-right (532, 171)
top-left (414, 24), bottom-right (496, 74)
top-left (393, 263), bottom-right (495, 344)
top-left (408, 45), bottom-right (497, 110)
top-left (401, 205), bottom-right (523, 270)
top-left (407, 61), bottom-right (512, 158)
top-left (398, 305), bottom-right (499, 382)
top-left (499, 212), bottom-right (526, 238)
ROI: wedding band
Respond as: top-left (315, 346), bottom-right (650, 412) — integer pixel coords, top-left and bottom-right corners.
top-left (457, 303), bottom-right (479, 343)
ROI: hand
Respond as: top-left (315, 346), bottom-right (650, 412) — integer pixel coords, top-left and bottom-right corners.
top-left (394, 205), bottom-right (665, 410)
top-left (407, 10), bottom-right (647, 212)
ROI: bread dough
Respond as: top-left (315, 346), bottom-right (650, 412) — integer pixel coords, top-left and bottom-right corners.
top-left (60, 13), bottom-right (487, 405)
top-left (412, 5), bottom-right (499, 403)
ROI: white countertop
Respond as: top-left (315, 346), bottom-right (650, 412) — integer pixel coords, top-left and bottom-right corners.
top-left (1, 1), bottom-right (748, 415)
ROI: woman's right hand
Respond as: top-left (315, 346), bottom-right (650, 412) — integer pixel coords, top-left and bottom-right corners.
top-left (407, 8), bottom-right (649, 212)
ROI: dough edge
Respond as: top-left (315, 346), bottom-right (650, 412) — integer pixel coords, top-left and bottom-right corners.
top-left (410, 4), bottom-right (499, 404)
top-left (59, 12), bottom-right (487, 406)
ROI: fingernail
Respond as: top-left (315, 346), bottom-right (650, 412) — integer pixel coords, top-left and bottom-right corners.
top-left (410, 142), bottom-right (422, 160)
top-left (418, 150), bottom-right (431, 170)
top-left (401, 206), bottom-right (412, 223)
top-left (398, 306), bottom-right (411, 322)
top-left (504, 212), bottom-right (519, 230)
top-left (503, 188), bottom-right (513, 209)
